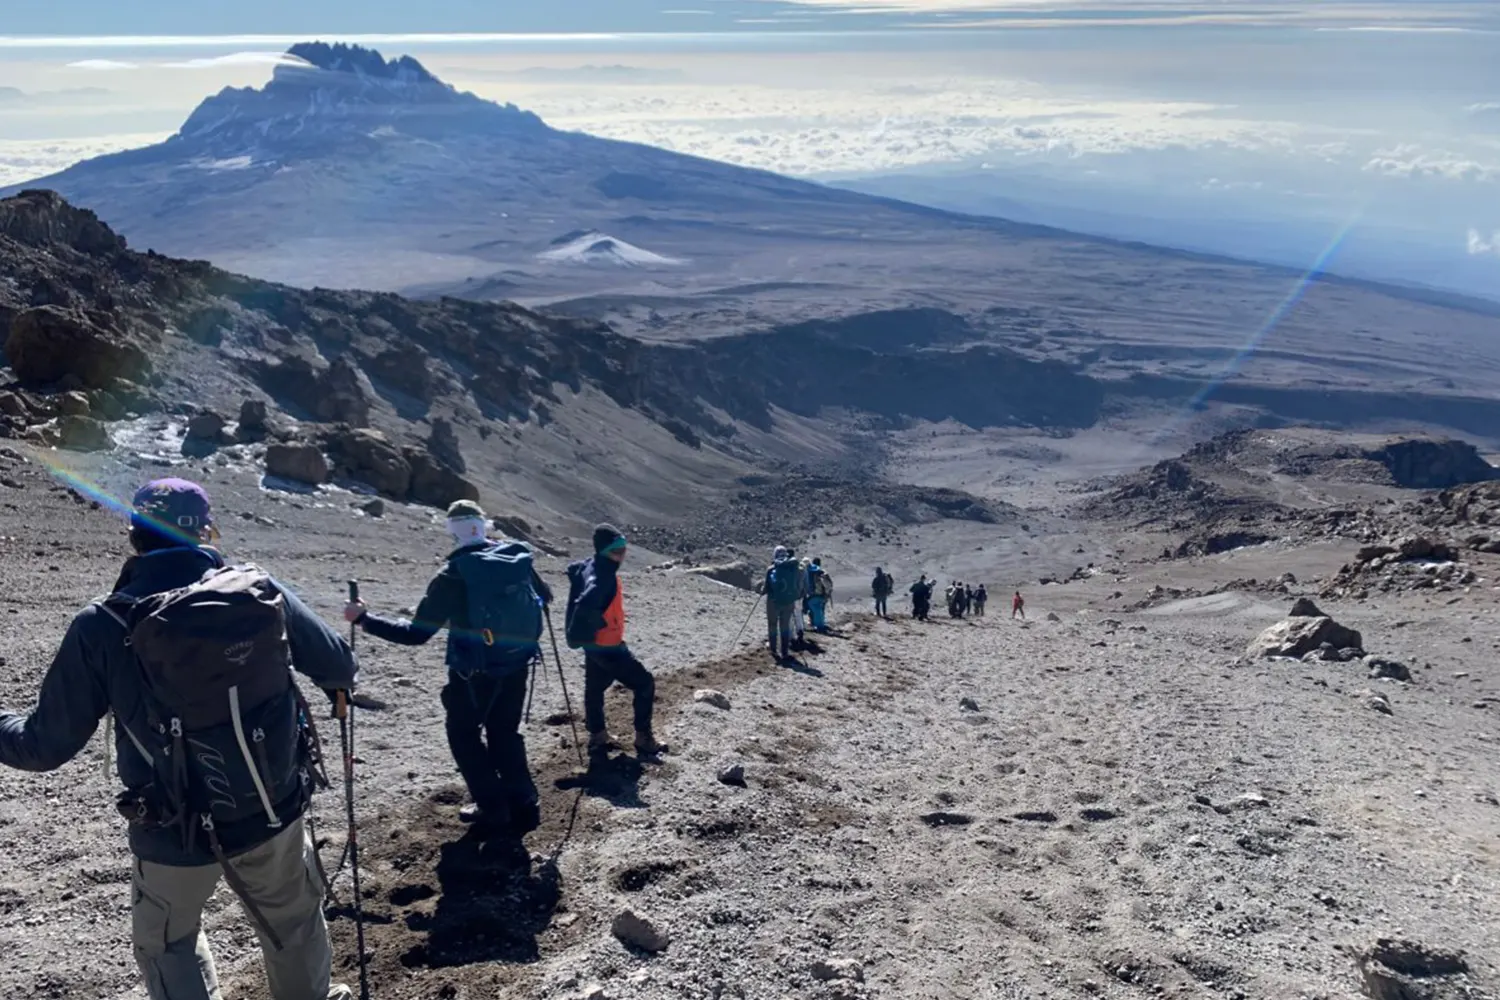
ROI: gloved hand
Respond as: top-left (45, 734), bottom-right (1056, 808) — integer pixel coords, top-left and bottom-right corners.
top-left (342, 601), bottom-right (366, 625)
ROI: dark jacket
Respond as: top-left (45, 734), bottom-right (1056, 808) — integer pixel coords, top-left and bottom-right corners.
top-left (566, 556), bottom-right (624, 652)
top-left (0, 546), bottom-right (358, 866)
top-left (362, 540), bottom-right (553, 672)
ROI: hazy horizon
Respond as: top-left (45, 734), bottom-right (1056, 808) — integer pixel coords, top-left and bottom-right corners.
top-left (2, 2), bottom-right (1497, 296)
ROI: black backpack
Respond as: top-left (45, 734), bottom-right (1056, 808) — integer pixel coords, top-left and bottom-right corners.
top-left (99, 566), bottom-right (323, 851)
top-left (564, 558), bottom-right (594, 650)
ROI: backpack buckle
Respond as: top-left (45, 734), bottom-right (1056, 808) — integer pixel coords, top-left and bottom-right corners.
top-left (482, 628), bottom-right (495, 647)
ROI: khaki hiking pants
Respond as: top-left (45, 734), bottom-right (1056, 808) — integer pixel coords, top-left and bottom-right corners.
top-left (132, 816), bottom-right (344, 1000)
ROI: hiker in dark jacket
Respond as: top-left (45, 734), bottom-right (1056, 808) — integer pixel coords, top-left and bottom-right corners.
top-left (764, 545), bottom-right (803, 660)
top-left (0, 479), bottom-right (358, 1000)
top-left (909, 574), bottom-right (932, 620)
top-left (871, 566), bottom-right (893, 618)
top-left (346, 499), bottom-right (550, 834)
top-left (565, 525), bottom-right (667, 758)
top-left (974, 584), bottom-right (988, 616)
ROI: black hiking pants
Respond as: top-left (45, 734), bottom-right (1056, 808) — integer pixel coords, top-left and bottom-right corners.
top-left (584, 646), bottom-right (656, 736)
top-left (874, 595), bottom-right (888, 617)
top-left (441, 668), bottom-right (538, 817)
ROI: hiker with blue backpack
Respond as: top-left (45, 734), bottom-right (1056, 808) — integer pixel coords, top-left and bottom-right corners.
top-left (0, 478), bottom-right (359, 1000)
top-left (806, 557), bottom-right (834, 633)
top-left (564, 525), bottom-right (668, 758)
top-left (345, 499), bottom-right (550, 835)
top-left (765, 546), bottom-right (803, 660)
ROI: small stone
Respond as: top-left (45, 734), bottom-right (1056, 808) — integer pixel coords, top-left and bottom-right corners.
top-left (1366, 657), bottom-right (1412, 683)
top-left (810, 959), bottom-right (865, 983)
top-left (694, 689), bottom-right (731, 711)
top-left (1046, 612), bottom-right (1062, 623)
top-left (580, 984), bottom-right (607, 1000)
top-left (1368, 693), bottom-right (1394, 715)
top-left (1230, 793), bottom-right (1269, 810)
top-left (393, 677), bottom-right (415, 688)
top-left (959, 697), bottom-right (980, 712)
top-left (361, 497), bottom-right (386, 517)
top-left (717, 765), bottom-right (747, 787)
top-left (611, 909), bottom-right (670, 952)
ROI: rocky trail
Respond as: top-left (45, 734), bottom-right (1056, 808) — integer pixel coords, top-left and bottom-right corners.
top-left (3, 423), bottom-right (1498, 1000)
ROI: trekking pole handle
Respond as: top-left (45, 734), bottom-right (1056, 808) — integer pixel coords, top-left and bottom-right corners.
top-left (335, 689), bottom-right (349, 721)
top-left (347, 580), bottom-right (360, 602)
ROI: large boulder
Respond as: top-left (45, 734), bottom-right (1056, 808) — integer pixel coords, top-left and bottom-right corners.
top-left (405, 448), bottom-right (479, 508)
top-left (254, 354), bottom-right (371, 427)
top-left (56, 415), bottom-right (112, 452)
top-left (427, 417), bottom-right (466, 473)
top-left (324, 427), bottom-right (411, 497)
top-left (265, 442), bottom-right (330, 485)
top-left (237, 399), bottom-right (270, 439)
top-left (365, 341), bottom-right (436, 402)
top-left (6, 306), bottom-right (150, 389)
top-left (185, 411), bottom-right (228, 442)
top-left (0, 190), bottom-right (125, 255)
top-left (1247, 615), bottom-right (1363, 660)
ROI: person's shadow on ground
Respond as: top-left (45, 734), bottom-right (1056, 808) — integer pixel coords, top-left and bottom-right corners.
top-left (397, 830), bottom-right (560, 969)
top-left (554, 751), bottom-right (646, 808)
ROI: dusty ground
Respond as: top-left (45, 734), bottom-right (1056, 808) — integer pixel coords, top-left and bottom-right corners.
top-left (1, 437), bottom-right (1498, 1000)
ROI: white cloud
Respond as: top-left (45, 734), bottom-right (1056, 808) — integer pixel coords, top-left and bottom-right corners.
top-left (67, 59), bottom-right (139, 71)
top-left (161, 51), bottom-right (313, 70)
top-left (1363, 144), bottom-right (1500, 182)
top-left (1469, 228), bottom-right (1500, 255)
top-left (0, 133), bottom-right (171, 186)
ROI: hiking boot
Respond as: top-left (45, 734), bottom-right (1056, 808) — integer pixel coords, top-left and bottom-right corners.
top-left (328, 986), bottom-right (356, 1000)
top-left (588, 731), bottom-right (613, 756)
top-left (635, 731), bottom-right (669, 757)
top-left (460, 803), bottom-right (512, 828)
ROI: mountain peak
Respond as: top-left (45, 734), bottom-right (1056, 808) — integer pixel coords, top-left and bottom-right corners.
top-left (169, 42), bottom-right (545, 157)
top-left (283, 42), bottom-right (440, 85)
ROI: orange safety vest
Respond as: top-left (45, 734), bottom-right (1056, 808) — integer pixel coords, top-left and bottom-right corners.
top-left (596, 579), bottom-right (626, 647)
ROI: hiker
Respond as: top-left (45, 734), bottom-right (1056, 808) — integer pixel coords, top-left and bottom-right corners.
top-left (0, 478), bottom-right (358, 1000)
top-left (806, 557), bottom-right (834, 633)
top-left (346, 499), bottom-right (549, 834)
top-left (1012, 590), bottom-right (1026, 620)
top-left (790, 548), bottom-right (810, 647)
top-left (975, 584), bottom-right (988, 616)
top-left (565, 525), bottom-right (668, 758)
top-left (765, 546), bottom-right (803, 660)
top-left (871, 566), bottom-right (893, 618)
top-left (910, 574), bottom-right (932, 620)
top-left (965, 584), bottom-right (975, 616)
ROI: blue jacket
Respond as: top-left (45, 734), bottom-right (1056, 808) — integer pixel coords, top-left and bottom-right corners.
top-left (0, 546), bottom-right (358, 866)
top-left (360, 541), bottom-right (553, 674)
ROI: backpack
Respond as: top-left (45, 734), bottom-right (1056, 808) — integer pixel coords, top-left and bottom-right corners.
top-left (98, 566), bottom-right (316, 850)
top-left (564, 558), bottom-right (593, 650)
top-left (811, 567), bottom-right (833, 598)
top-left (767, 560), bottom-right (802, 605)
top-left (451, 541), bottom-right (544, 671)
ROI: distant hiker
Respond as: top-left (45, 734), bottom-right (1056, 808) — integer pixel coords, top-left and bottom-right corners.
top-left (975, 584), bottom-right (988, 616)
top-left (347, 499), bottom-right (549, 834)
top-left (1012, 590), bottom-right (1026, 620)
top-left (0, 479), bottom-right (359, 1000)
top-left (765, 546), bottom-right (804, 660)
top-left (791, 549), bottom-right (811, 646)
top-left (871, 566), bottom-right (893, 618)
top-left (910, 574), bottom-right (932, 621)
top-left (565, 525), bottom-right (668, 758)
top-left (965, 584), bottom-right (975, 616)
top-left (806, 557), bottom-right (833, 633)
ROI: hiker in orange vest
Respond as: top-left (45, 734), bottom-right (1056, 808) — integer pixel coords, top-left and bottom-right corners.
top-left (565, 525), bottom-right (668, 758)
top-left (1012, 590), bottom-right (1026, 620)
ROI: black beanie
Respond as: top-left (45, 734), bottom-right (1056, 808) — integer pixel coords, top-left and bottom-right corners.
top-left (593, 523), bottom-right (626, 554)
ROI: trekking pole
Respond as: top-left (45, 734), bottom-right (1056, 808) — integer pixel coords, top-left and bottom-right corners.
top-left (340, 582), bottom-right (372, 1000)
top-left (731, 593), bottom-right (764, 650)
top-left (542, 608), bottom-right (586, 767)
top-left (524, 651), bottom-right (539, 725)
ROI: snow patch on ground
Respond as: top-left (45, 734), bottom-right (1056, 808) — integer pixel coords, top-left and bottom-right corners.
top-left (537, 230), bottom-right (683, 267)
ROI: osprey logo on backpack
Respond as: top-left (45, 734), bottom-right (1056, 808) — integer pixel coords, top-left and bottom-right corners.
top-left (225, 641), bottom-right (256, 667)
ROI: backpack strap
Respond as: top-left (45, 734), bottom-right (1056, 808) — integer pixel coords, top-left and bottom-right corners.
top-left (201, 815), bottom-right (285, 951)
top-left (90, 596), bottom-right (155, 767)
